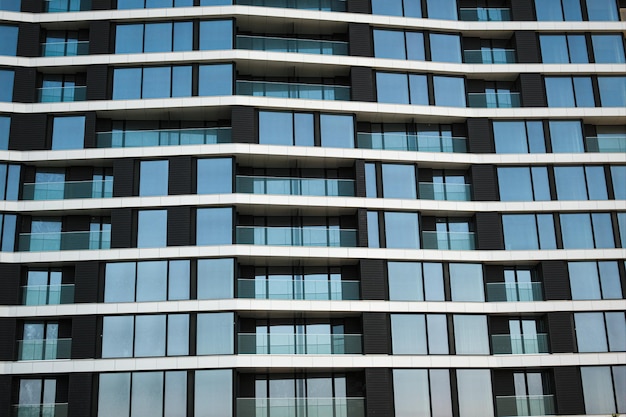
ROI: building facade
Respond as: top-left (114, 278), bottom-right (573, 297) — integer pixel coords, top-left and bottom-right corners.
top-left (0, 0), bottom-right (625, 416)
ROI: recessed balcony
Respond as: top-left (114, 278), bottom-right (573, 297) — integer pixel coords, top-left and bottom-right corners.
top-left (237, 278), bottom-right (360, 300)
top-left (44, 0), bottom-right (90, 12)
top-left (467, 92), bottom-right (521, 108)
top-left (464, 49), bottom-right (516, 64)
top-left (21, 284), bottom-right (75, 306)
top-left (236, 35), bottom-right (348, 55)
top-left (40, 41), bottom-right (89, 57)
top-left (22, 179), bottom-right (113, 200)
top-left (236, 80), bottom-right (351, 101)
top-left (37, 86), bottom-right (86, 103)
top-left (486, 282), bottom-right (544, 302)
top-left (11, 403), bottom-right (68, 417)
top-left (18, 230), bottom-right (111, 252)
top-left (236, 397), bottom-right (365, 417)
top-left (95, 127), bottom-right (232, 148)
top-left (585, 135), bottom-right (626, 153)
top-left (459, 7), bottom-right (512, 21)
top-left (236, 175), bottom-right (355, 197)
top-left (418, 182), bottom-right (472, 201)
top-left (238, 333), bottom-right (362, 354)
top-left (17, 338), bottom-right (72, 361)
top-left (236, 226), bottom-right (357, 247)
top-left (357, 132), bottom-right (467, 153)
top-left (421, 231), bottom-right (476, 250)
top-left (495, 394), bottom-right (555, 417)
top-left (491, 334), bottom-right (550, 354)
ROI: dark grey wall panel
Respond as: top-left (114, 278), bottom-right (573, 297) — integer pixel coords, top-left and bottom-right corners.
top-left (351, 67), bottom-right (375, 103)
top-left (510, 0), bottom-right (535, 20)
top-left (553, 367), bottom-right (585, 415)
top-left (74, 262), bottom-right (99, 304)
top-left (360, 259), bottom-right (386, 300)
top-left (519, 74), bottom-right (546, 107)
top-left (9, 114), bottom-right (47, 151)
top-left (514, 32), bottom-right (540, 63)
top-left (0, 264), bottom-right (20, 305)
top-left (12, 68), bottom-right (37, 103)
top-left (21, 0), bottom-right (42, 12)
top-left (0, 319), bottom-right (16, 360)
top-left (91, 0), bottom-right (113, 10)
top-left (349, 24), bottom-right (373, 57)
top-left (466, 118), bottom-right (493, 153)
top-left (110, 208), bottom-right (132, 249)
top-left (17, 23), bottom-right (40, 57)
top-left (357, 209), bottom-right (368, 247)
top-left (492, 371), bottom-right (515, 396)
top-left (169, 156), bottom-right (192, 195)
top-left (547, 312), bottom-right (575, 353)
top-left (365, 369), bottom-right (393, 417)
top-left (354, 160), bottom-right (366, 197)
top-left (347, 0), bottom-right (370, 13)
top-left (89, 21), bottom-right (111, 54)
top-left (71, 315), bottom-right (97, 359)
top-left (68, 374), bottom-right (93, 417)
top-left (475, 212), bottom-right (504, 250)
top-left (0, 376), bottom-right (10, 417)
top-left (470, 165), bottom-right (497, 201)
top-left (112, 159), bottom-right (134, 197)
top-left (362, 313), bottom-right (390, 354)
top-left (84, 112), bottom-right (97, 148)
top-left (86, 65), bottom-right (109, 100)
top-left (540, 261), bottom-right (570, 300)
top-left (167, 206), bottom-right (191, 247)
top-left (231, 106), bottom-right (257, 144)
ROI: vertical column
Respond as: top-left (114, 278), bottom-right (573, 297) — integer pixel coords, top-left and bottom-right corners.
top-left (470, 165), bottom-right (498, 201)
top-left (0, 264), bottom-right (20, 305)
top-left (474, 213), bottom-right (504, 250)
top-left (466, 119), bottom-right (493, 153)
top-left (553, 367), bottom-right (585, 415)
top-left (359, 259), bottom-right (386, 300)
top-left (68, 374), bottom-right (94, 417)
top-left (362, 313), bottom-right (390, 354)
top-left (547, 312), bottom-right (575, 353)
top-left (71, 316), bottom-right (97, 359)
top-left (364, 369), bottom-right (393, 417)
top-left (351, 68), bottom-right (375, 103)
top-left (540, 261), bottom-right (570, 300)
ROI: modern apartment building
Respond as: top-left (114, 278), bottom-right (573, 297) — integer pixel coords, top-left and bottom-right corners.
top-left (0, 0), bottom-right (625, 416)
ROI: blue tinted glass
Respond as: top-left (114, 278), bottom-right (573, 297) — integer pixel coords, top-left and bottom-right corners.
top-left (586, 0), bottom-right (618, 21)
top-left (534, 0), bottom-right (563, 20)
top-left (385, 212), bottom-right (420, 249)
top-left (294, 113), bottom-right (314, 146)
top-left (173, 22), bottom-right (193, 51)
top-left (576, 313), bottom-right (608, 352)
top-left (391, 314), bottom-right (427, 353)
top-left (406, 32), bottom-right (425, 60)
top-left (562, 0), bottom-right (582, 20)
top-left (199, 20), bottom-right (233, 50)
top-left (137, 210), bottom-right (167, 248)
top-left (172, 66), bottom-right (192, 97)
top-left (537, 214), bottom-right (557, 249)
top-left (144, 23), bottom-right (173, 52)
top-left (104, 262), bottom-right (136, 302)
top-left (0, 116), bottom-right (9, 149)
top-left (196, 313), bottom-right (234, 354)
top-left (569, 262), bottom-right (602, 300)
top-left (367, 211), bottom-right (380, 248)
top-left (549, 121), bottom-right (584, 152)
top-left (198, 64), bottom-right (232, 96)
top-left (1, 214), bottom-right (16, 251)
top-left (373, 30), bottom-right (406, 59)
top-left (503, 215), bottom-right (538, 250)
top-left (197, 158), bottom-right (233, 194)
top-left (618, 213), bottom-right (626, 248)
top-left (567, 35), bottom-right (589, 63)
top-left (527, 121), bottom-right (546, 153)
top-left (540, 35), bottom-right (569, 63)
top-left (139, 160), bottom-right (169, 196)
top-left (592, 35), bottom-right (625, 64)
top-left (143, 67), bottom-right (171, 98)
top-left (498, 167), bottom-right (533, 201)
top-left (388, 262), bottom-right (423, 301)
top-left (404, 0), bottom-right (422, 17)
top-left (115, 25), bottom-right (144, 53)
top-left (0, 25), bottom-right (18, 56)
top-left (113, 68), bottom-right (142, 100)
top-left (434, 76), bottom-right (466, 107)
top-left (592, 213), bottom-right (615, 248)
top-left (598, 77), bottom-right (626, 107)
top-left (555, 167), bottom-right (587, 200)
top-left (320, 114), bottom-right (354, 148)
top-left (199, 0), bottom-right (232, 4)
top-left (196, 208), bottom-right (232, 245)
top-left (371, 0), bottom-right (403, 16)
top-left (573, 77), bottom-right (595, 107)
top-left (545, 77), bottom-right (575, 107)
top-left (0, 70), bottom-right (14, 102)
top-left (146, 0), bottom-right (173, 7)
top-left (531, 167), bottom-right (551, 200)
top-left (51, 116), bottom-right (85, 150)
top-left (430, 34), bottom-right (461, 63)
top-left (585, 167), bottom-right (608, 200)
top-left (610, 166), bottom-right (626, 200)
top-left (194, 369), bottom-right (232, 417)
top-left (117, 0), bottom-right (143, 8)
top-left (365, 163), bottom-right (377, 198)
top-left (409, 74), bottom-right (429, 105)
top-left (426, 0), bottom-right (457, 19)
top-left (376, 73), bottom-right (409, 104)
top-left (493, 121), bottom-right (528, 153)
top-left (561, 213), bottom-right (593, 249)
top-left (0, 0), bottom-right (21, 11)
top-left (449, 264), bottom-right (484, 301)
top-left (259, 111), bottom-right (293, 145)
top-left (197, 258), bottom-right (234, 299)
top-left (382, 164), bottom-right (416, 199)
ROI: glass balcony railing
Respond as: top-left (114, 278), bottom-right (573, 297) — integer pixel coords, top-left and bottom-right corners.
top-left (459, 7), bottom-right (512, 21)
top-left (238, 333), bottom-right (362, 354)
top-left (486, 282), bottom-right (544, 302)
top-left (464, 49), bottom-right (516, 64)
top-left (37, 86), bottom-right (86, 102)
top-left (467, 92), bottom-right (521, 108)
top-left (22, 180), bottom-right (113, 200)
top-left (421, 231), bottom-right (476, 250)
top-left (236, 226), bottom-right (357, 247)
top-left (21, 284), bottom-right (75, 305)
top-left (357, 133), bottom-right (467, 153)
top-left (236, 176), bottom-right (355, 197)
top-left (236, 35), bottom-right (348, 55)
top-left (18, 230), bottom-right (111, 252)
top-left (45, 0), bottom-right (90, 12)
top-left (238, 278), bottom-right (360, 300)
top-left (236, 398), bottom-right (365, 417)
top-left (11, 403), bottom-right (68, 417)
top-left (585, 135), bottom-right (626, 153)
top-left (96, 127), bottom-right (232, 148)
top-left (41, 41), bottom-right (89, 57)
top-left (495, 395), bottom-right (555, 417)
top-left (18, 338), bottom-right (72, 361)
top-left (236, 80), bottom-right (351, 101)
top-left (491, 334), bottom-right (549, 355)
top-left (236, 0), bottom-right (347, 12)
top-left (418, 182), bottom-right (471, 201)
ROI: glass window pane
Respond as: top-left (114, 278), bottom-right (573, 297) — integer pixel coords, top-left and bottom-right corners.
top-left (454, 315), bottom-right (489, 354)
top-left (0, 25), bottom-right (18, 56)
top-left (598, 77), bottom-right (626, 107)
top-left (503, 215), bottom-right (538, 250)
top-left (393, 370), bottom-right (430, 417)
top-left (560, 213), bottom-right (593, 249)
top-left (112, 68), bottom-right (142, 100)
top-left (371, 0), bottom-right (403, 16)
top-left (376, 73), bottom-right (409, 104)
top-left (430, 34), bottom-right (461, 63)
top-left (562, 0), bottom-right (582, 20)
top-left (144, 23), bottom-right (173, 52)
top-left (104, 262), bottom-right (136, 302)
top-left (536, 214), bottom-right (557, 249)
top-left (51, 116), bottom-right (85, 150)
top-left (434, 76), bottom-right (466, 107)
top-left (167, 314), bottom-right (189, 356)
top-left (365, 163), bottom-right (377, 198)
top-left (534, 0), bottom-right (563, 20)
top-left (196, 208), bottom-right (232, 245)
top-left (259, 111), bottom-right (293, 145)
top-left (423, 262), bottom-right (445, 301)
top-left (591, 213), bottom-right (615, 248)
top-left (136, 261), bottom-right (167, 302)
top-left (131, 372), bottom-right (164, 417)
top-left (197, 158), bottom-right (233, 194)
top-left (197, 258), bottom-right (234, 299)
top-left (382, 164), bottom-right (416, 199)
top-left (540, 35), bottom-right (569, 63)
top-left (391, 314), bottom-right (427, 354)
top-left (545, 77), bottom-right (574, 107)
top-left (408, 74), bottom-right (429, 105)
top-left (567, 35), bottom-right (589, 63)
top-left (586, 0), bottom-right (618, 21)
top-left (575, 313), bottom-right (608, 352)
top-left (173, 22), bottom-right (193, 51)
top-left (135, 315), bottom-right (166, 357)
top-left (0, 116), bottom-right (10, 149)
top-left (450, 263), bottom-right (484, 301)
top-left (406, 32), bottom-right (425, 60)
top-left (598, 262), bottom-right (622, 300)
top-left (197, 313), bottom-right (234, 354)
top-left (610, 166), bottom-right (626, 200)
top-left (457, 370), bottom-right (494, 417)
top-left (373, 30), bottom-right (406, 59)
top-left (195, 370), bottom-right (233, 417)
top-left (427, 314), bottom-right (449, 354)
top-left (384, 212), bottom-right (420, 249)
top-left (606, 312), bottom-right (626, 351)
top-left (168, 260), bottom-right (190, 300)
top-left (388, 262), bottom-right (423, 301)
top-left (139, 160), bottom-right (169, 196)
top-left (498, 167), bottom-right (533, 201)
top-left (592, 35), bottom-right (625, 63)
top-left (494, 121), bottom-right (528, 153)
top-left (426, 0), bottom-right (457, 19)
top-left (585, 166), bottom-right (608, 200)
top-left (172, 66), bottom-right (192, 97)
top-left (569, 262), bottom-right (601, 300)
top-left (0, 70), bottom-right (14, 102)
top-left (614, 365), bottom-right (626, 412)
top-left (581, 367), bottom-right (616, 414)
top-left (98, 373), bottom-right (130, 417)
top-left (549, 121), bottom-right (584, 153)
top-left (165, 371), bottom-right (187, 417)
top-left (573, 76), bottom-right (595, 107)
top-left (142, 67), bottom-right (171, 98)
top-left (198, 64), bottom-right (233, 96)
top-left (555, 166), bottom-right (587, 200)
top-left (137, 210), bottom-right (167, 248)
top-left (320, 114), bottom-right (354, 148)
top-left (199, 20), bottom-right (233, 50)
top-left (294, 113), bottom-right (314, 146)
top-left (367, 211), bottom-right (379, 248)
top-left (532, 167), bottom-right (551, 200)
top-left (102, 316), bottom-right (134, 357)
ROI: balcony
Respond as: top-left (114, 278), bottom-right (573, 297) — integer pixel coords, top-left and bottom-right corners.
top-left (18, 338), bottom-right (72, 361)
top-left (238, 333), bottom-right (362, 354)
top-left (357, 133), bottom-right (467, 153)
top-left (11, 403), bottom-right (68, 417)
top-left (236, 226), bottom-right (357, 247)
top-left (418, 182), bottom-right (471, 201)
top-left (491, 334), bottom-right (549, 354)
top-left (41, 41), bottom-right (89, 57)
top-left (422, 231), bottom-right (476, 250)
top-left (486, 282), bottom-right (544, 302)
top-left (21, 284), bottom-right (75, 305)
top-left (37, 86), bottom-right (86, 103)
top-left (495, 395), bottom-right (555, 417)
top-left (236, 176), bottom-right (354, 197)
top-left (459, 7), bottom-right (512, 21)
top-left (464, 49), bottom-right (516, 64)
top-left (236, 398), bottom-right (364, 417)
top-left (17, 230), bottom-right (111, 252)
top-left (44, 0), bottom-right (90, 12)
top-left (22, 179), bottom-right (113, 200)
top-left (467, 92), bottom-right (521, 108)
top-left (96, 127), bottom-right (232, 148)
top-left (236, 0), bottom-right (347, 12)
top-left (236, 35), bottom-right (348, 55)
top-left (236, 80), bottom-right (351, 101)
top-left (585, 135), bottom-right (626, 153)
top-left (238, 278), bottom-right (360, 300)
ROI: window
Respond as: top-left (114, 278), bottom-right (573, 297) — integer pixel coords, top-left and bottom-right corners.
top-left (502, 214), bottom-right (556, 250)
top-left (380, 164), bottom-right (416, 199)
top-left (560, 213), bottom-right (615, 249)
top-left (539, 34), bottom-right (588, 63)
top-left (388, 262), bottom-right (445, 301)
top-left (198, 64), bottom-right (232, 96)
top-left (456, 370), bottom-right (495, 417)
top-left (258, 111), bottom-right (354, 148)
top-left (51, 116), bottom-right (85, 150)
top-left (549, 120), bottom-right (584, 152)
top-left (497, 167), bottom-right (550, 201)
top-left (320, 114), bottom-right (354, 148)
top-left (196, 312), bottom-right (234, 354)
top-left (0, 163), bottom-right (20, 200)
top-left (449, 263), bottom-right (484, 302)
top-left (137, 210), bottom-right (167, 248)
top-left (199, 20), bottom-right (233, 50)
top-left (391, 314), bottom-right (448, 354)
top-left (0, 69), bottom-right (14, 102)
top-left (493, 121), bottom-right (546, 153)
top-left (0, 213), bottom-right (17, 251)
top-left (371, 0), bottom-right (421, 17)
top-left (196, 208), bottom-right (232, 245)
top-left (0, 0), bottom-right (21, 11)
top-left (112, 66), bottom-right (193, 99)
top-left (611, 166), bottom-right (626, 200)
top-left (197, 258), bottom-right (234, 299)
top-left (430, 34), bottom-right (461, 63)
top-left (138, 160), bottom-right (169, 196)
top-left (554, 166), bottom-right (608, 200)
top-left (0, 115), bottom-right (9, 149)
top-left (453, 315), bottom-right (489, 354)
top-left (376, 72), bottom-right (428, 105)
top-left (545, 76), bottom-right (595, 107)
top-left (569, 261), bottom-right (622, 300)
top-left (433, 76), bottom-right (466, 107)
top-left (534, 0), bottom-right (582, 21)
top-left (370, 211), bottom-right (420, 249)
top-left (373, 30), bottom-right (424, 60)
top-left (17, 378), bottom-right (62, 414)
top-left (575, 312), bottom-right (626, 352)
top-left (585, 0), bottom-right (619, 21)
top-left (617, 213), bottom-right (626, 247)
top-left (194, 369), bottom-right (233, 417)
top-left (0, 25), bottom-right (18, 56)
top-left (393, 369), bottom-right (453, 417)
top-left (598, 77), bottom-right (626, 107)
top-left (581, 366), bottom-right (626, 414)
top-left (197, 158), bottom-right (233, 194)
top-left (117, 0), bottom-right (197, 8)
top-left (591, 35), bottom-right (625, 63)
top-left (426, 0), bottom-right (457, 19)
